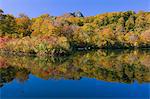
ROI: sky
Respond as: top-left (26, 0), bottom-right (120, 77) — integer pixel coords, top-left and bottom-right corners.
top-left (0, 0), bottom-right (150, 17)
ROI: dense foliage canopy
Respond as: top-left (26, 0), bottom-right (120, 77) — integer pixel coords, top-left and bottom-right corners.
top-left (0, 9), bottom-right (150, 55)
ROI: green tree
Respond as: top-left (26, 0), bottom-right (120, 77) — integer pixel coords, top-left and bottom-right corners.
top-left (0, 14), bottom-right (16, 37)
top-left (125, 15), bottom-right (135, 31)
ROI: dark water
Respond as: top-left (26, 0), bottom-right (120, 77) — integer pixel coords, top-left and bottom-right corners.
top-left (0, 50), bottom-right (150, 99)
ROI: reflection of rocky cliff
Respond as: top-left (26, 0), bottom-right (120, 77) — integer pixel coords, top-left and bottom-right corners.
top-left (0, 50), bottom-right (150, 87)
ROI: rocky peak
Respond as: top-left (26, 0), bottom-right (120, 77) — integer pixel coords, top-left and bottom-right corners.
top-left (62, 11), bottom-right (84, 18)
top-left (72, 11), bottom-right (84, 17)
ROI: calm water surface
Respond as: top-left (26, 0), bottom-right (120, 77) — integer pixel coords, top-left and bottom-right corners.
top-left (0, 50), bottom-right (150, 98)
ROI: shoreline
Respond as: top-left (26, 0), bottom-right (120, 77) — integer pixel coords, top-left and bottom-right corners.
top-left (1, 48), bottom-right (150, 57)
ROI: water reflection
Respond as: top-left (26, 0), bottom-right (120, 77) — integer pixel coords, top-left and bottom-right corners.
top-left (0, 50), bottom-right (150, 88)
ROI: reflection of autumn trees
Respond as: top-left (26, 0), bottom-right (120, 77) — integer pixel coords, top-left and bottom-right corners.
top-left (0, 66), bottom-right (29, 87)
top-left (0, 50), bottom-right (150, 87)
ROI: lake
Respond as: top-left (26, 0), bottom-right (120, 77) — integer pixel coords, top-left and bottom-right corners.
top-left (0, 49), bottom-right (150, 99)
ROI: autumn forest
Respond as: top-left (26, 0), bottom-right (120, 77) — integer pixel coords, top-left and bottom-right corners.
top-left (0, 9), bottom-right (150, 56)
